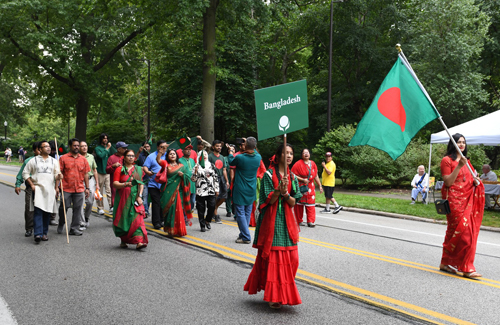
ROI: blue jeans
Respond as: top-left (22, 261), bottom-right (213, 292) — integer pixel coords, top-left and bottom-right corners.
top-left (411, 187), bottom-right (428, 201)
top-left (234, 204), bottom-right (252, 241)
top-left (142, 184), bottom-right (149, 214)
top-left (33, 207), bottom-right (51, 237)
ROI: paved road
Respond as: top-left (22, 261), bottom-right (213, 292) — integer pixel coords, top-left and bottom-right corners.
top-left (0, 164), bottom-right (499, 325)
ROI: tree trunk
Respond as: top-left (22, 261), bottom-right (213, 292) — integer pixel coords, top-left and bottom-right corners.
top-left (200, 0), bottom-right (218, 143)
top-left (74, 93), bottom-right (89, 141)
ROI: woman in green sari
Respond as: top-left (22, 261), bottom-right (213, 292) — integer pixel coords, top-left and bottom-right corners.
top-left (112, 149), bottom-right (148, 250)
top-left (156, 147), bottom-right (193, 237)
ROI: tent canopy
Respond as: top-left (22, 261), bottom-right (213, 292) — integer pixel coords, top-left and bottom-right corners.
top-left (430, 110), bottom-right (500, 146)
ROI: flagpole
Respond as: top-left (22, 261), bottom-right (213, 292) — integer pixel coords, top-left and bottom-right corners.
top-left (54, 137), bottom-right (70, 244)
top-left (396, 44), bottom-right (478, 184)
top-left (283, 133), bottom-right (287, 180)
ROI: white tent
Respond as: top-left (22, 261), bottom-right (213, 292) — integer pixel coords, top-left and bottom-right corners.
top-left (430, 110), bottom-right (500, 146)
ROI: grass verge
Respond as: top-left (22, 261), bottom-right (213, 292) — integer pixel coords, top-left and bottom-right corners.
top-left (315, 192), bottom-right (500, 228)
top-left (0, 161), bottom-right (23, 167)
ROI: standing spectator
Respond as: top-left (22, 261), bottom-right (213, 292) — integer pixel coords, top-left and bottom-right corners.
top-left (106, 141), bottom-right (127, 211)
top-left (5, 147), bottom-right (12, 162)
top-left (18, 146), bottom-right (25, 162)
top-left (22, 141), bottom-right (63, 243)
top-left (94, 133), bottom-right (116, 214)
top-left (228, 137), bottom-right (261, 244)
top-left (179, 145), bottom-right (196, 222)
top-left (15, 142), bottom-right (40, 237)
top-left (292, 148), bottom-right (323, 227)
top-left (57, 138), bottom-right (90, 236)
top-left (224, 145), bottom-right (236, 218)
top-left (410, 165), bottom-right (429, 204)
top-left (244, 143), bottom-right (302, 308)
top-left (136, 141), bottom-right (151, 217)
top-left (209, 140), bottom-right (229, 224)
top-left (80, 141), bottom-right (99, 229)
top-left (320, 152), bottom-right (343, 214)
top-left (142, 140), bottom-right (168, 229)
top-left (439, 133), bottom-right (484, 278)
top-left (191, 151), bottom-right (219, 232)
top-left (480, 164), bottom-right (498, 209)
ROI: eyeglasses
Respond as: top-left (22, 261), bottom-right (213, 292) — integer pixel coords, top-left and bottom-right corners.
top-left (125, 155), bottom-right (135, 158)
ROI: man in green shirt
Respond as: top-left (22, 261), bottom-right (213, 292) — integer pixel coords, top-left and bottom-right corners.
top-left (80, 141), bottom-right (99, 229)
top-left (14, 142), bottom-right (40, 237)
top-left (94, 133), bottom-right (115, 214)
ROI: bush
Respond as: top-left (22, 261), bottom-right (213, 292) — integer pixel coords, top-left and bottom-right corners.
top-left (312, 124), bottom-right (490, 189)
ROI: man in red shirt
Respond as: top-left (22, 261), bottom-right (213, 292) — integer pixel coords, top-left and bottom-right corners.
top-left (106, 141), bottom-right (127, 210)
top-left (57, 138), bottom-right (90, 236)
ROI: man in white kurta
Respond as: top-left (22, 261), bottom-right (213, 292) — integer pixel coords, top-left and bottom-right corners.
top-left (23, 141), bottom-right (62, 243)
top-left (410, 165), bottom-right (429, 204)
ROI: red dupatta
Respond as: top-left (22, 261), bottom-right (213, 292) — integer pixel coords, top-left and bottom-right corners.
top-left (256, 166), bottom-right (299, 259)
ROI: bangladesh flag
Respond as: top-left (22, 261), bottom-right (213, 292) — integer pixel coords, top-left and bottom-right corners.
top-left (58, 143), bottom-right (68, 155)
top-left (349, 57), bottom-right (440, 160)
top-left (173, 133), bottom-right (190, 150)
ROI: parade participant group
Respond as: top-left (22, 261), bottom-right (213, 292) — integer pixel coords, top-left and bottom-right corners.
top-left (11, 132), bottom-right (487, 308)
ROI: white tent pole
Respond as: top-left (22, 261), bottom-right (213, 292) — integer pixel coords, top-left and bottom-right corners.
top-left (427, 143), bottom-right (432, 205)
top-left (397, 46), bottom-right (477, 183)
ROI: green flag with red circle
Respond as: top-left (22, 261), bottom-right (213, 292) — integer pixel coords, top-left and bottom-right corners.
top-left (349, 57), bottom-right (440, 160)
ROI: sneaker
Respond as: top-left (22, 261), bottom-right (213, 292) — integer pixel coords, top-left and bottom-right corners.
top-left (410, 201), bottom-right (415, 205)
top-left (332, 206), bottom-right (343, 214)
top-left (79, 226), bottom-right (87, 231)
top-left (320, 208), bottom-right (331, 213)
top-left (299, 222), bottom-right (306, 226)
top-left (69, 229), bottom-right (83, 236)
top-left (307, 222), bottom-right (316, 228)
top-left (422, 199), bottom-right (426, 204)
top-left (109, 207), bottom-right (113, 213)
top-left (49, 219), bottom-right (58, 226)
top-left (57, 224), bottom-right (64, 234)
top-left (25, 230), bottom-right (33, 237)
top-left (98, 209), bottom-right (105, 215)
top-left (85, 221), bottom-right (90, 228)
top-left (235, 238), bottom-right (251, 244)
top-left (34, 236), bottom-right (41, 243)
top-left (214, 215), bottom-right (222, 224)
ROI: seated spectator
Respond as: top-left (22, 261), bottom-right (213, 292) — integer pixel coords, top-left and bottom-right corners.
top-left (480, 164), bottom-right (498, 209)
top-left (411, 165), bottom-right (429, 204)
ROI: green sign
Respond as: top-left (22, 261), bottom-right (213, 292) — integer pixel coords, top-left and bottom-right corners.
top-left (254, 79), bottom-right (309, 141)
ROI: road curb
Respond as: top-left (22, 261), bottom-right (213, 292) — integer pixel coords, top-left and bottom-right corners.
top-left (316, 203), bottom-right (500, 233)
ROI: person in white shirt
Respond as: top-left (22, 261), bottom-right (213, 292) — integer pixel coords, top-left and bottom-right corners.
top-left (480, 164), bottom-right (498, 209)
top-left (410, 165), bottom-right (429, 204)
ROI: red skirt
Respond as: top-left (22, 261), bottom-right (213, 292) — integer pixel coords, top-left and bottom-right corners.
top-left (244, 248), bottom-right (302, 306)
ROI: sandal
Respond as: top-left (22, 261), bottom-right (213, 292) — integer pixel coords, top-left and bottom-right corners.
top-left (268, 302), bottom-right (282, 309)
top-left (120, 243), bottom-right (128, 249)
top-left (136, 243), bottom-right (147, 250)
top-left (439, 264), bottom-right (457, 275)
top-left (463, 272), bottom-right (482, 279)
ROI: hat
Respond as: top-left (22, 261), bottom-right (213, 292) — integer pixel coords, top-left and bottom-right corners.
top-left (184, 144), bottom-right (193, 150)
top-left (116, 141), bottom-right (128, 149)
top-left (325, 152), bottom-right (332, 157)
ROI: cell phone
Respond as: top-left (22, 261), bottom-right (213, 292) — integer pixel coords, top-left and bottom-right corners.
top-left (236, 138), bottom-right (244, 145)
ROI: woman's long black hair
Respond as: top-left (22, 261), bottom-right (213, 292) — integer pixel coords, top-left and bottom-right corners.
top-left (166, 148), bottom-right (180, 164)
top-left (270, 143), bottom-right (294, 167)
top-left (445, 133), bottom-right (467, 160)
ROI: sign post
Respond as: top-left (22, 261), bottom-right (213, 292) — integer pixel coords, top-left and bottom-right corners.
top-left (255, 79), bottom-right (309, 178)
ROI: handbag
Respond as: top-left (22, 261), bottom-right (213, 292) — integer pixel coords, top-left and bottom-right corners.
top-left (154, 165), bottom-right (167, 184)
top-left (435, 187), bottom-right (451, 215)
top-left (299, 164), bottom-right (311, 194)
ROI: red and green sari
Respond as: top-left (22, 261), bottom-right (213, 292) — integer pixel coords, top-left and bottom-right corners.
top-left (112, 166), bottom-right (148, 245)
top-left (159, 161), bottom-right (193, 237)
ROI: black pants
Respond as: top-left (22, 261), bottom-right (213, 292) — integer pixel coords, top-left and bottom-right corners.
top-left (196, 195), bottom-right (216, 226)
top-left (149, 187), bottom-right (162, 227)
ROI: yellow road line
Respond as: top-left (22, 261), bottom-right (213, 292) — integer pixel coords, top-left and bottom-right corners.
top-left (0, 171), bottom-right (17, 177)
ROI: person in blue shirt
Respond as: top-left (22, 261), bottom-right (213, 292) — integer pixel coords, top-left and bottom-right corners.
top-left (142, 140), bottom-right (168, 229)
top-left (228, 137), bottom-right (262, 243)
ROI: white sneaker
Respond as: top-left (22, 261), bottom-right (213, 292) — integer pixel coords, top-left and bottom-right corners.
top-left (98, 209), bottom-right (105, 215)
top-left (109, 207), bottom-right (113, 213)
top-left (85, 221), bottom-right (89, 228)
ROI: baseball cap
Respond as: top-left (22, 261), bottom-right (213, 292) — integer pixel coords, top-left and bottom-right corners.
top-left (325, 152), bottom-right (332, 157)
top-left (116, 141), bottom-right (128, 149)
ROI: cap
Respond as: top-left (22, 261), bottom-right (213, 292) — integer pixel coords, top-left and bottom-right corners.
top-left (325, 152), bottom-right (332, 157)
top-left (184, 144), bottom-right (193, 149)
top-left (116, 141), bottom-right (128, 149)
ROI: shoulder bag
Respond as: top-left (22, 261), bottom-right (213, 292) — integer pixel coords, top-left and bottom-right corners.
top-left (435, 187), bottom-right (451, 215)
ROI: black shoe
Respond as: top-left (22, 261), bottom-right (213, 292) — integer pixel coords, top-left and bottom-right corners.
top-left (226, 212), bottom-right (232, 218)
top-left (206, 222), bottom-right (211, 230)
top-left (34, 236), bottom-right (41, 243)
top-left (25, 230), bottom-right (32, 237)
top-left (69, 229), bottom-right (83, 236)
top-left (214, 215), bottom-right (222, 224)
top-left (160, 222), bottom-right (164, 227)
top-left (153, 224), bottom-right (162, 230)
top-left (200, 227), bottom-right (206, 232)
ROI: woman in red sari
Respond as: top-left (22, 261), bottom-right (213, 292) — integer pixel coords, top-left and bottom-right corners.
top-left (439, 133), bottom-right (484, 278)
top-left (112, 149), bottom-right (148, 250)
top-left (156, 147), bottom-right (193, 237)
top-left (291, 148), bottom-right (323, 227)
top-left (244, 143), bottom-right (302, 309)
